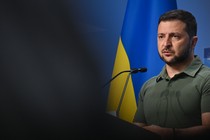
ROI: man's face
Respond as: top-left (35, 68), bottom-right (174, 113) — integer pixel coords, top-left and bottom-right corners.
top-left (157, 20), bottom-right (196, 66)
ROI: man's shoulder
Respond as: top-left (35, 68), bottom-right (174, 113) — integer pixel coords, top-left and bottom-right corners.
top-left (199, 64), bottom-right (210, 76)
top-left (142, 76), bottom-right (159, 87)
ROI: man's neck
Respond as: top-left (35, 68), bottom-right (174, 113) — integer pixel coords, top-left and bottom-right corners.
top-left (166, 56), bottom-right (195, 78)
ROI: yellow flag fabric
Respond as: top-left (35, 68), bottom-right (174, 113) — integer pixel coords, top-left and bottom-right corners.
top-left (107, 38), bottom-right (137, 122)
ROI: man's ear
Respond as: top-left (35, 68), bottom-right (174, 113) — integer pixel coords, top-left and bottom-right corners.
top-left (191, 36), bottom-right (198, 49)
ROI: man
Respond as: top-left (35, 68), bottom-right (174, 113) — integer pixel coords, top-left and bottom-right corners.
top-left (133, 9), bottom-right (210, 140)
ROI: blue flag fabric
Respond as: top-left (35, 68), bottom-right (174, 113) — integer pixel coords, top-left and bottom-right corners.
top-left (107, 0), bottom-right (177, 122)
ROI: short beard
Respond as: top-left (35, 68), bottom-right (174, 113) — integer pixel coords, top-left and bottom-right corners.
top-left (159, 45), bottom-right (192, 66)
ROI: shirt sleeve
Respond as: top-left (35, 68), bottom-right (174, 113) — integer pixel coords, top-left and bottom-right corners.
top-left (201, 74), bottom-right (210, 113)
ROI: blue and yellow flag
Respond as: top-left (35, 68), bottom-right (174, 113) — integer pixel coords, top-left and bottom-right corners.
top-left (107, 0), bottom-right (177, 123)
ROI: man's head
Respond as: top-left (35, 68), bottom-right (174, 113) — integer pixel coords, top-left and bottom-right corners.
top-left (157, 9), bottom-right (198, 66)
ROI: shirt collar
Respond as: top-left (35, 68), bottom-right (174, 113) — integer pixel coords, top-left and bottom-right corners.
top-left (156, 55), bottom-right (203, 82)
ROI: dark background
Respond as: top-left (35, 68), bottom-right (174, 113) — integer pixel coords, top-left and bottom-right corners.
top-left (0, 0), bottom-right (104, 139)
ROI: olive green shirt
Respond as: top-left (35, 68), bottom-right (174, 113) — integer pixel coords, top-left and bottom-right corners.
top-left (133, 56), bottom-right (210, 128)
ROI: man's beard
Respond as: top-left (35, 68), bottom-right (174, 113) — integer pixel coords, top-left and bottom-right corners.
top-left (159, 44), bottom-right (192, 66)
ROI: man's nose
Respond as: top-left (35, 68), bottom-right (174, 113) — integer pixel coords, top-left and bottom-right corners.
top-left (163, 37), bottom-right (172, 47)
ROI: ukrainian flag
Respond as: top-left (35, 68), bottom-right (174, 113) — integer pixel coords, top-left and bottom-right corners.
top-left (107, 0), bottom-right (177, 123)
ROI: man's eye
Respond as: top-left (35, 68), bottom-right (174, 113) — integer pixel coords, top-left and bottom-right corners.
top-left (158, 35), bottom-right (164, 39)
top-left (172, 35), bottom-right (180, 40)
